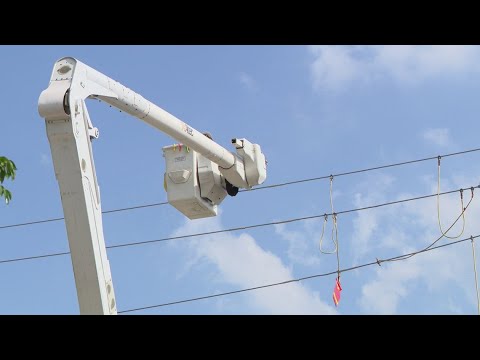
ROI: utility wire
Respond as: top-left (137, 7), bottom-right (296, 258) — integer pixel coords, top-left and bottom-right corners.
top-left (108, 185), bottom-right (478, 250)
top-left (2, 147), bottom-right (480, 231)
top-left (437, 157), bottom-right (466, 239)
top-left (318, 176), bottom-right (341, 281)
top-left (379, 189), bottom-right (474, 264)
top-left (319, 176), bottom-right (338, 255)
top-left (241, 147), bottom-right (480, 192)
top-left (0, 251), bottom-right (70, 265)
top-left (471, 236), bottom-right (480, 315)
top-left (0, 184), bottom-right (477, 267)
top-left (118, 234), bottom-right (480, 314)
top-left (0, 202), bottom-right (169, 230)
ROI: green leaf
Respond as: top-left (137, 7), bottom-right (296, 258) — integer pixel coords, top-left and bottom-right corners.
top-left (4, 189), bottom-right (11, 204)
top-left (0, 156), bottom-right (15, 204)
top-left (8, 164), bottom-right (14, 180)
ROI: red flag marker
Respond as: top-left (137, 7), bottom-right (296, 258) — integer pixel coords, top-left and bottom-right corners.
top-left (332, 278), bottom-right (342, 306)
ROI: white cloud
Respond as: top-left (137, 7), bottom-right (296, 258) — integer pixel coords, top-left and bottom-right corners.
top-left (309, 45), bottom-right (480, 91)
top-left (239, 72), bottom-right (257, 91)
top-left (359, 236), bottom-right (476, 314)
top-left (274, 222), bottom-right (321, 266)
top-left (351, 174), bottom-right (396, 260)
top-left (422, 128), bottom-right (451, 147)
top-left (165, 168), bottom-right (480, 314)
top-left (273, 189), bottom-right (346, 267)
top-left (448, 297), bottom-right (465, 315)
top-left (355, 170), bottom-right (480, 314)
top-left (310, 45), bottom-right (365, 91)
top-left (360, 260), bottom-right (422, 314)
top-left (171, 216), bottom-right (336, 314)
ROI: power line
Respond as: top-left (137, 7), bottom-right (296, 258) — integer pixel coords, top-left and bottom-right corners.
top-left (0, 251), bottom-right (70, 265)
top-left (0, 202), bottom-right (169, 230)
top-left (103, 202), bottom-right (169, 214)
top-left (2, 147), bottom-right (480, 231)
top-left (241, 147), bottom-right (480, 192)
top-left (470, 237), bottom-right (480, 315)
top-left (380, 192), bottom-right (474, 264)
top-left (118, 234), bottom-right (480, 314)
top-left (0, 216), bottom-right (65, 230)
top-left (105, 185), bottom-right (479, 249)
top-left (0, 184), bottom-right (476, 267)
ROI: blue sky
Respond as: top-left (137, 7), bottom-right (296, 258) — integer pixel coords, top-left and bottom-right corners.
top-left (1, 45), bottom-right (480, 314)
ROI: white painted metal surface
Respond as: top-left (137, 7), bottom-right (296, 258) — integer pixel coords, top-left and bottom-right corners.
top-left (38, 57), bottom-right (267, 314)
top-left (39, 59), bottom-right (117, 314)
top-left (164, 145), bottom-right (225, 219)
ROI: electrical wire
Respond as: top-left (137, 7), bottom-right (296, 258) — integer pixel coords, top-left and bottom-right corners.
top-left (118, 234), bottom-right (480, 314)
top-left (0, 202), bottom-right (169, 230)
top-left (2, 147), bottom-right (480, 231)
top-left (317, 176), bottom-right (341, 281)
top-left (1, 185), bottom-right (477, 266)
top-left (378, 187), bottom-right (474, 264)
top-left (471, 236), bottom-right (480, 315)
top-left (241, 147), bottom-right (480, 192)
top-left (108, 185), bottom-right (479, 250)
top-left (437, 156), bottom-right (465, 239)
top-left (0, 251), bottom-right (70, 265)
top-left (319, 176), bottom-right (338, 255)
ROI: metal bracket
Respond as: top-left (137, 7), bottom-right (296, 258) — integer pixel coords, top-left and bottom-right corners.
top-left (80, 100), bottom-right (99, 140)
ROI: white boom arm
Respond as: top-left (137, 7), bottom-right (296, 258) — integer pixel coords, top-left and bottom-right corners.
top-left (38, 57), bottom-right (267, 314)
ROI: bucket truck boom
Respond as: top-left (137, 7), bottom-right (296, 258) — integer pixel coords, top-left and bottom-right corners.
top-left (38, 57), bottom-right (267, 314)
